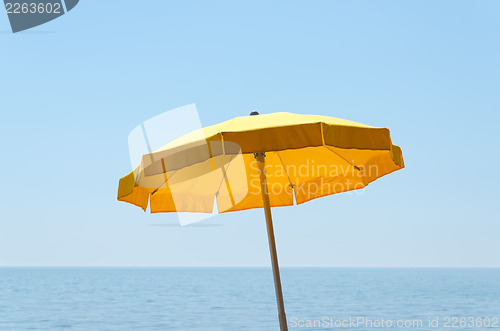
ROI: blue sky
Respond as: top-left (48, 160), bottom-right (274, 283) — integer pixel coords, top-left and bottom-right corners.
top-left (0, 1), bottom-right (499, 267)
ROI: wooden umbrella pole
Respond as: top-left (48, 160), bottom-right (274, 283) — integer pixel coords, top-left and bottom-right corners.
top-left (256, 152), bottom-right (288, 331)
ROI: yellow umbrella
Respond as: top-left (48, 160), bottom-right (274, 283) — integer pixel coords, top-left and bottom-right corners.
top-left (118, 111), bottom-right (404, 331)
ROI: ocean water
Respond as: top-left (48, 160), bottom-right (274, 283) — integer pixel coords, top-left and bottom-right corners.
top-left (0, 268), bottom-right (499, 330)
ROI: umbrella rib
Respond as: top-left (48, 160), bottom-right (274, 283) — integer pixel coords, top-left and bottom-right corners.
top-left (276, 152), bottom-right (294, 188)
top-left (325, 146), bottom-right (361, 171)
top-left (150, 169), bottom-right (178, 195)
top-left (215, 155), bottom-right (235, 197)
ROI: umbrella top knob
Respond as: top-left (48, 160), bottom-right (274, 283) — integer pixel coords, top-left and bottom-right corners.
top-left (250, 111), bottom-right (259, 116)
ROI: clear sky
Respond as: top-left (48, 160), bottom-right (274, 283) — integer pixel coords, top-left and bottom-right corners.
top-left (1, 1), bottom-right (499, 267)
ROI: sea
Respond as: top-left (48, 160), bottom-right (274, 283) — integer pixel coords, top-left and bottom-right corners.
top-left (0, 268), bottom-right (499, 330)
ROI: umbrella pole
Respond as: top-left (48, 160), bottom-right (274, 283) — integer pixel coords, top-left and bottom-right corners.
top-left (256, 153), bottom-right (288, 331)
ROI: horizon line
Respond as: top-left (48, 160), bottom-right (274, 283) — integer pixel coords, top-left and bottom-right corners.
top-left (1, 266), bottom-right (499, 269)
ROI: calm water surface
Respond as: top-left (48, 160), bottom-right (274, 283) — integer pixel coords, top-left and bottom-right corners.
top-left (0, 268), bottom-right (499, 330)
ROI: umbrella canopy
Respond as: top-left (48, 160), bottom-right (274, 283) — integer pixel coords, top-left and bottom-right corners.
top-left (117, 111), bottom-right (404, 331)
top-left (118, 112), bottom-right (404, 213)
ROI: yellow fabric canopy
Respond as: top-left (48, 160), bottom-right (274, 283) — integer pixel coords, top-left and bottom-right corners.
top-left (118, 112), bottom-right (404, 213)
